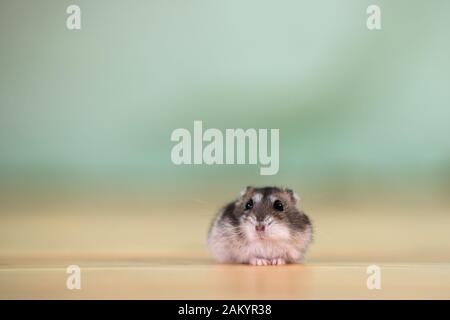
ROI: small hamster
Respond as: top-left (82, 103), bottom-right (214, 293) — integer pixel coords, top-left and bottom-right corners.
top-left (207, 186), bottom-right (312, 265)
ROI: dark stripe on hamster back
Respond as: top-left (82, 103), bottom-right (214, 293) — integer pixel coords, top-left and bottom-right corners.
top-left (259, 186), bottom-right (283, 197)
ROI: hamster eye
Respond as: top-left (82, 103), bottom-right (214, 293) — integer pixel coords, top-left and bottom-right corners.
top-left (273, 200), bottom-right (284, 211)
top-left (245, 199), bottom-right (253, 210)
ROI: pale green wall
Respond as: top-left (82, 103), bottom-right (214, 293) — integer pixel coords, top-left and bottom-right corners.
top-left (1, 1), bottom-right (449, 202)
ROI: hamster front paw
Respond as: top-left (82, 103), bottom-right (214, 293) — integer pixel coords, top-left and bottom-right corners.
top-left (250, 257), bottom-right (271, 266)
top-left (270, 258), bottom-right (286, 265)
top-left (249, 257), bottom-right (286, 266)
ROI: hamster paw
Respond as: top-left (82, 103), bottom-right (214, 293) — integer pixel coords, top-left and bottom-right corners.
top-left (250, 257), bottom-right (271, 266)
top-left (270, 258), bottom-right (286, 265)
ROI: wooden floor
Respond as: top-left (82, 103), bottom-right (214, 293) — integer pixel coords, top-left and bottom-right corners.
top-left (1, 203), bottom-right (450, 299)
top-left (1, 256), bottom-right (450, 299)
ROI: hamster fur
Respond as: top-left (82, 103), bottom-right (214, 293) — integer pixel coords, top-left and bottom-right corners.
top-left (207, 186), bottom-right (312, 265)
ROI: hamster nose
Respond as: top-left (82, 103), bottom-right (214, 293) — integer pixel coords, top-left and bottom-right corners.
top-left (255, 224), bottom-right (265, 232)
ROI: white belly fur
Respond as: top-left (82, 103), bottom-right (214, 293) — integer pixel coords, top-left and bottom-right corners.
top-left (207, 217), bottom-right (312, 264)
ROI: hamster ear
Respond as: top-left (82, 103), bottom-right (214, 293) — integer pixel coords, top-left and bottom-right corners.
top-left (240, 186), bottom-right (253, 197)
top-left (285, 188), bottom-right (300, 205)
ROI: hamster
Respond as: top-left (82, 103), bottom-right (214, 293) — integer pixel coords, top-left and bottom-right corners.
top-left (207, 186), bottom-right (313, 265)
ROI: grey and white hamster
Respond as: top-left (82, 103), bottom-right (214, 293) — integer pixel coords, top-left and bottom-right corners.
top-left (207, 186), bottom-right (313, 265)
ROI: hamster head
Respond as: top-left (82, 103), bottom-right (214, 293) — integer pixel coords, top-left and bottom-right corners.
top-left (235, 186), bottom-right (306, 242)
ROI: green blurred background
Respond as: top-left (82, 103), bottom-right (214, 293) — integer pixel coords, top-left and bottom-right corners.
top-left (0, 1), bottom-right (449, 262)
